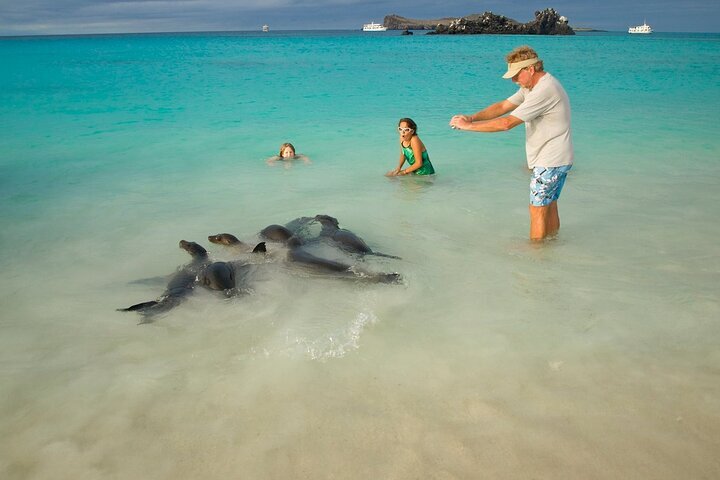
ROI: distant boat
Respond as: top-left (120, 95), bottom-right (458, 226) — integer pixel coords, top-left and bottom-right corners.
top-left (628, 21), bottom-right (652, 34)
top-left (362, 22), bottom-right (387, 32)
top-left (262, 25), bottom-right (269, 32)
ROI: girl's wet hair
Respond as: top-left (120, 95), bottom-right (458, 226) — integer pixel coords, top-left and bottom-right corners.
top-left (279, 142), bottom-right (295, 156)
top-left (398, 118), bottom-right (418, 133)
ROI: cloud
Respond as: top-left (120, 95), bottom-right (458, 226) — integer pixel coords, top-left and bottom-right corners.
top-left (1, 0), bottom-right (718, 35)
top-left (2, 0), bottom-right (362, 34)
top-left (0, 0), bottom-right (566, 35)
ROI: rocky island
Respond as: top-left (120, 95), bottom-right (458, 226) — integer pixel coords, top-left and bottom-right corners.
top-left (384, 8), bottom-right (574, 35)
top-left (383, 14), bottom-right (458, 31)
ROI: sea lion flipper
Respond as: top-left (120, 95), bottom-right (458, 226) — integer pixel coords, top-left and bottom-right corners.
top-left (128, 276), bottom-right (169, 286)
top-left (252, 242), bottom-right (267, 253)
top-left (369, 251), bottom-right (402, 260)
top-left (117, 300), bottom-right (159, 312)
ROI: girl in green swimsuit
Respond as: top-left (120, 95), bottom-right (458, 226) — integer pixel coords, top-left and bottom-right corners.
top-left (385, 117), bottom-right (435, 176)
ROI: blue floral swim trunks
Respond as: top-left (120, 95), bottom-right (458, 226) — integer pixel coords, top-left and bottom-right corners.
top-left (529, 165), bottom-right (572, 207)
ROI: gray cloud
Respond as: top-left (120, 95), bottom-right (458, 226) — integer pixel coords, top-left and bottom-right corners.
top-left (1, 0), bottom-right (718, 35)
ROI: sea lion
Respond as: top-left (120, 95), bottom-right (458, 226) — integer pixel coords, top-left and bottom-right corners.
top-left (314, 215), bottom-right (401, 259)
top-left (216, 232), bottom-right (400, 283)
top-left (287, 247), bottom-right (353, 273)
top-left (260, 224), bottom-right (295, 242)
top-left (118, 240), bottom-right (210, 319)
top-left (198, 247), bottom-right (263, 290)
top-left (314, 214), bottom-right (339, 233)
top-left (284, 216), bottom-right (317, 239)
top-left (197, 261), bottom-right (236, 291)
top-left (260, 216), bottom-right (324, 245)
top-left (179, 239), bottom-right (209, 260)
top-left (208, 234), bottom-right (268, 254)
top-left (285, 236), bottom-right (402, 284)
top-left (207, 233), bottom-right (245, 246)
top-left (119, 240), bottom-right (259, 320)
top-left (177, 240), bottom-right (259, 292)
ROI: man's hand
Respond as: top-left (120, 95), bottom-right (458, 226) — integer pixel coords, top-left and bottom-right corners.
top-left (449, 115), bottom-right (471, 130)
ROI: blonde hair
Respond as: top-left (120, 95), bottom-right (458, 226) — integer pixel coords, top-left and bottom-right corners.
top-left (506, 45), bottom-right (544, 72)
top-left (279, 142), bottom-right (295, 156)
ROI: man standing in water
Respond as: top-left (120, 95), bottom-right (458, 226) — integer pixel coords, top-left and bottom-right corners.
top-left (450, 46), bottom-right (573, 241)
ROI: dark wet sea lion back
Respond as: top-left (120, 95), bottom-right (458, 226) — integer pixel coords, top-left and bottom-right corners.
top-left (198, 262), bottom-right (236, 291)
top-left (260, 224), bottom-right (294, 242)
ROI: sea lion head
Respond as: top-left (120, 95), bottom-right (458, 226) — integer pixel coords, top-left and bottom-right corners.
top-left (179, 240), bottom-right (208, 259)
top-left (208, 233), bottom-right (242, 246)
top-left (314, 214), bottom-right (339, 229)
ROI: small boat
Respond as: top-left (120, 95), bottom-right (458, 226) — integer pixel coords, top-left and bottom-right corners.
top-left (362, 22), bottom-right (387, 32)
top-left (262, 24), bottom-right (269, 32)
top-left (628, 21), bottom-right (652, 34)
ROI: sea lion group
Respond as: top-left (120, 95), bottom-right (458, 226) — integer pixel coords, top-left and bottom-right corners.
top-left (118, 214), bottom-right (402, 321)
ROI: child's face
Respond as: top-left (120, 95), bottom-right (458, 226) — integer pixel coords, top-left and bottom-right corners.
top-left (398, 122), bottom-right (414, 141)
top-left (281, 146), bottom-right (295, 158)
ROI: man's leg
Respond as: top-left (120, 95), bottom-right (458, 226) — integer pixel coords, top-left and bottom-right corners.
top-left (529, 204), bottom-right (550, 241)
top-left (529, 162), bottom-right (570, 241)
top-left (547, 201), bottom-right (560, 236)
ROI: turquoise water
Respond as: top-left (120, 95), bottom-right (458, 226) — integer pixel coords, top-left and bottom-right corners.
top-left (1, 31), bottom-right (719, 478)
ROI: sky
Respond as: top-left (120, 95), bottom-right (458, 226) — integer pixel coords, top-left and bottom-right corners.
top-left (1, 0), bottom-right (718, 36)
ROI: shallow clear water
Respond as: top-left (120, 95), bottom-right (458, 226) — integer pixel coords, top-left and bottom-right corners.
top-left (1, 31), bottom-right (719, 479)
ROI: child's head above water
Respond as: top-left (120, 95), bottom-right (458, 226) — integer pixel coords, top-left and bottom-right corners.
top-left (398, 118), bottom-right (418, 140)
top-left (279, 142), bottom-right (296, 158)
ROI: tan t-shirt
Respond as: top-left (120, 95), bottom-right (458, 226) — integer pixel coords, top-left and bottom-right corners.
top-left (508, 73), bottom-right (574, 168)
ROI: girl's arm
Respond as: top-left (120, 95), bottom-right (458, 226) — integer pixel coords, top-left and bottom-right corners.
top-left (386, 149), bottom-right (406, 176)
top-left (401, 136), bottom-right (424, 174)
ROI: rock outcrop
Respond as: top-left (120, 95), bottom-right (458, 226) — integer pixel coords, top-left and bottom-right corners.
top-left (383, 14), bottom-right (458, 30)
top-left (414, 9), bottom-right (574, 35)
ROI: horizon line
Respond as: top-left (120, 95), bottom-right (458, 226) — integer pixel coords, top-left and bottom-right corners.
top-left (2, 28), bottom-right (718, 39)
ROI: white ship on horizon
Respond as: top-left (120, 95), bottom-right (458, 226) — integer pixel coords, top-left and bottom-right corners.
top-left (262, 24), bottom-right (269, 32)
top-left (362, 22), bottom-right (387, 32)
top-left (628, 21), bottom-right (652, 34)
